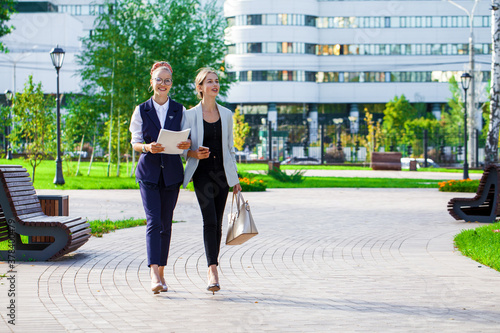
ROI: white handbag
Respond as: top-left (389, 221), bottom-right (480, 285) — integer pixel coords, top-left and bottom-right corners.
top-left (226, 192), bottom-right (258, 245)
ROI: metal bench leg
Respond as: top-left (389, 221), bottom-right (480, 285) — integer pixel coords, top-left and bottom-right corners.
top-left (0, 221), bottom-right (69, 261)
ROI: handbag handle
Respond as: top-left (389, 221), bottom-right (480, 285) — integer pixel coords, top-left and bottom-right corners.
top-left (230, 191), bottom-right (245, 219)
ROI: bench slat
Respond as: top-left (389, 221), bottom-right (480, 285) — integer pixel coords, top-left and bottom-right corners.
top-left (13, 206), bottom-right (43, 217)
top-left (16, 212), bottom-right (46, 220)
top-left (4, 177), bottom-right (32, 184)
top-left (5, 185), bottom-right (35, 193)
top-left (70, 228), bottom-right (91, 240)
top-left (2, 172), bottom-right (30, 178)
top-left (6, 189), bottom-right (37, 197)
top-left (11, 197), bottom-right (40, 206)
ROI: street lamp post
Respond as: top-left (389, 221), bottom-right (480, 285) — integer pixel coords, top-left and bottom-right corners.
top-left (4, 90), bottom-right (13, 159)
top-left (50, 46), bottom-right (66, 185)
top-left (461, 72), bottom-right (472, 179)
top-left (268, 118), bottom-right (272, 162)
top-left (318, 115), bottom-right (325, 164)
top-left (348, 116), bottom-right (357, 162)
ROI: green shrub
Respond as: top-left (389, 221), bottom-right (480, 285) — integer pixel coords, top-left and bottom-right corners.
top-left (268, 169), bottom-right (305, 183)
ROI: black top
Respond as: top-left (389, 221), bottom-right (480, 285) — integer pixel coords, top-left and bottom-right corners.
top-left (199, 118), bottom-right (224, 170)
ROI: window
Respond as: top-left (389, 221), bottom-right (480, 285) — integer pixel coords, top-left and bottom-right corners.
top-left (305, 43), bottom-right (316, 54)
top-left (247, 43), bottom-right (262, 53)
top-left (385, 17), bottom-right (391, 28)
top-left (247, 15), bottom-right (262, 25)
top-left (305, 15), bottom-right (316, 26)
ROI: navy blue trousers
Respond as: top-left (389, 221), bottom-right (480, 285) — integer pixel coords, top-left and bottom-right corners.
top-left (139, 175), bottom-right (180, 267)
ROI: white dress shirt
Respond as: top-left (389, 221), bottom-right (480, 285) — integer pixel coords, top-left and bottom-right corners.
top-left (130, 98), bottom-right (184, 144)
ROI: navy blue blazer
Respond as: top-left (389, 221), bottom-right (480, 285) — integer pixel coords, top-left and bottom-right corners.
top-left (135, 98), bottom-right (184, 187)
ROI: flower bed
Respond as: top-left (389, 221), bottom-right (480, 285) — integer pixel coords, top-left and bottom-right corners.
top-left (438, 179), bottom-right (479, 192)
top-left (239, 176), bottom-right (267, 192)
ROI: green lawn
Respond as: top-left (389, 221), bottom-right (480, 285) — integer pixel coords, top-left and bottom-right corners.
top-left (262, 175), bottom-right (440, 188)
top-left (454, 222), bottom-right (500, 272)
top-left (0, 158), bottom-right (456, 190)
top-left (0, 158), bottom-right (139, 190)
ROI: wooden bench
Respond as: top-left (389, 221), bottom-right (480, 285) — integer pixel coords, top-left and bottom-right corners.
top-left (370, 152), bottom-right (402, 171)
top-left (447, 164), bottom-right (500, 223)
top-left (0, 165), bottom-right (91, 261)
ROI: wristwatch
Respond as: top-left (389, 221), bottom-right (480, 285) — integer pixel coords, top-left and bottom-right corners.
top-left (142, 144), bottom-right (147, 153)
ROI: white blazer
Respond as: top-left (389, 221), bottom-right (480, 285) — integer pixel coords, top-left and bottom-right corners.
top-left (181, 102), bottom-right (239, 188)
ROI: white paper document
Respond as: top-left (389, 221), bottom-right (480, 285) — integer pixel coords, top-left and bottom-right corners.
top-left (156, 128), bottom-right (191, 154)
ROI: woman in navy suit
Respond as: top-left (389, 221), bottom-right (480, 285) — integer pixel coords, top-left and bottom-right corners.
top-left (129, 61), bottom-right (190, 294)
top-left (182, 68), bottom-right (242, 294)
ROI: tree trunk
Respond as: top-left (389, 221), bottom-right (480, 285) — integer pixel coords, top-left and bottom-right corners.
top-left (31, 163), bottom-right (36, 183)
top-left (75, 135), bottom-right (84, 176)
top-left (88, 131), bottom-right (96, 176)
top-left (486, 2), bottom-right (500, 166)
top-left (107, 64), bottom-right (114, 177)
top-left (116, 108), bottom-right (120, 177)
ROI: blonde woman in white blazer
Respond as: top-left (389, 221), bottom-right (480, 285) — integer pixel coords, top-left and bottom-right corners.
top-left (181, 68), bottom-right (241, 294)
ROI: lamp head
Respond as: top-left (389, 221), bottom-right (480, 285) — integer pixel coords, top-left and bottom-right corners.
top-left (50, 45), bottom-right (65, 69)
top-left (4, 89), bottom-right (13, 101)
top-left (460, 72), bottom-right (472, 90)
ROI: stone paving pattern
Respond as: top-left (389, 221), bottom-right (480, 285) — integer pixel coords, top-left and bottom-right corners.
top-left (1, 171), bottom-right (499, 332)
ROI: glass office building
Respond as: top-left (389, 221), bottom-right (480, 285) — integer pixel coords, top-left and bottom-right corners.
top-left (223, 0), bottom-right (492, 149)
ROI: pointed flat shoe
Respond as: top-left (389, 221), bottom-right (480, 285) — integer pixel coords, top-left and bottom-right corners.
top-left (151, 282), bottom-right (163, 294)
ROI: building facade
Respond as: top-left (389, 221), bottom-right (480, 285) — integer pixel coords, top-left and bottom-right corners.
top-left (0, 0), bottom-right (104, 96)
top-left (223, 0), bottom-right (492, 162)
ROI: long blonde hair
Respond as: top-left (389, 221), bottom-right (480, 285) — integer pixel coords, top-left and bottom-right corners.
top-left (195, 67), bottom-right (218, 99)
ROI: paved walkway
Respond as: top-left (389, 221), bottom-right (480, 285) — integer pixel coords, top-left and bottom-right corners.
top-left (295, 169), bottom-right (483, 180)
top-left (1, 186), bottom-right (500, 331)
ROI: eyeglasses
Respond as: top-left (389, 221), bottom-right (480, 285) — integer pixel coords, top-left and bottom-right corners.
top-left (154, 77), bottom-right (173, 86)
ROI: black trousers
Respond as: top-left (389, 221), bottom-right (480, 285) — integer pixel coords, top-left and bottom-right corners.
top-left (193, 165), bottom-right (229, 267)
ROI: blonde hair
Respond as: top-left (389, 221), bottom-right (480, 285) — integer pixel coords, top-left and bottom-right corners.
top-left (195, 67), bottom-right (218, 99)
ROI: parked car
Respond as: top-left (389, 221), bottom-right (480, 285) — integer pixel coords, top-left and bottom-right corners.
top-left (281, 157), bottom-right (321, 165)
top-left (401, 157), bottom-right (439, 169)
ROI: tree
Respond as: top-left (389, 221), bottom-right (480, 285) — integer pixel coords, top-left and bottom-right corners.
top-left (10, 75), bottom-right (55, 181)
top-left (381, 95), bottom-right (419, 148)
top-left (77, 0), bottom-right (231, 176)
top-left (233, 107), bottom-right (250, 152)
top-left (363, 111), bottom-right (382, 161)
top-left (0, 0), bottom-right (15, 53)
top-left (485, 2), bottom-right (500, 165)
top-left (63, 94), bottom-right (105, 175)
top-left (441, 76), bottom-right (466, 149)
